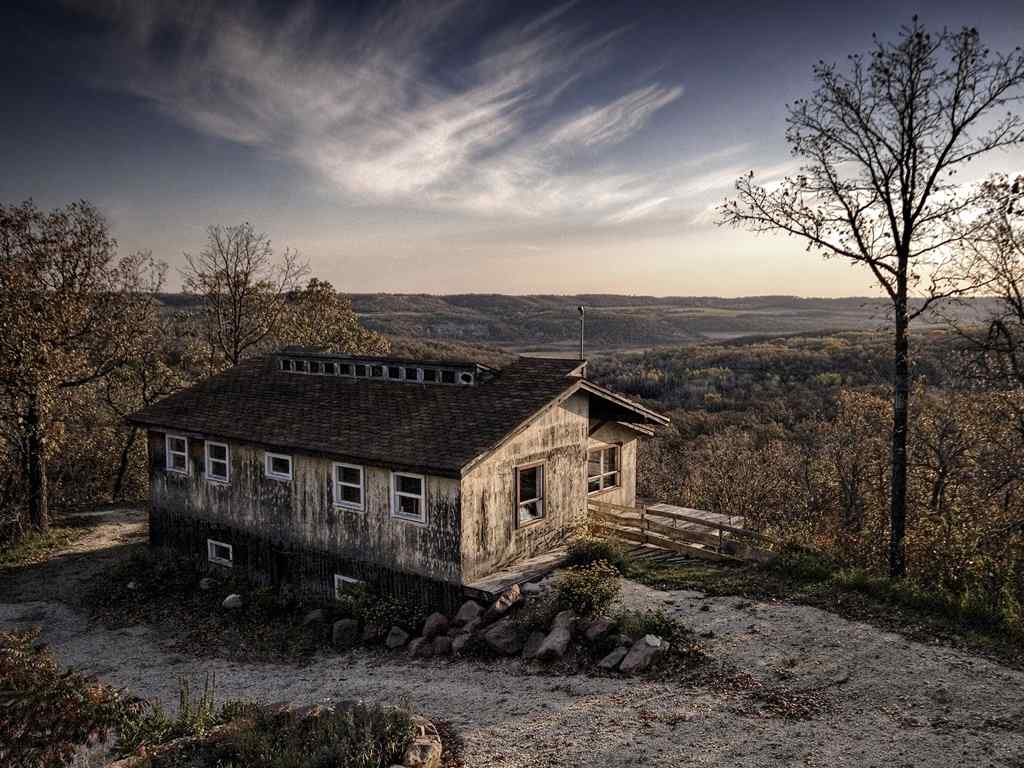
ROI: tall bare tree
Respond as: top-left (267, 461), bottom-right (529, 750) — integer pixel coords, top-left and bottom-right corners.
top-left (720, 20), bottom-right (1024, 576)
top-left (0, 200), bottom-right (164, 532)
top-left (182, 223), bottom-right (308, 371)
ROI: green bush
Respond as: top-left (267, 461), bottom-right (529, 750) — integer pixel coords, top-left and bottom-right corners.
top-left (0, 629), bottom-right (132, 767)
top-left (769, 543), bottom-right (838, 583)
top-left (610, 608), bottom-right (680, 643)
top-left (333, 583), bottom-right (427, 634)
top-left (553, 561), bottom-right (621, 616)
top-left (114, 675), bottom-right (229, 757)
top-left (565, 537), bottom-right (628, 574)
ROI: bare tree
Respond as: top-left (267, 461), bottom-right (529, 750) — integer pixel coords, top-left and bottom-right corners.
top-left (182, 223), bottom-right (308, 370)
top-left (720, 20), bottom-right (1024, 576)
top-left (0, 200), bottom-right (164, 532)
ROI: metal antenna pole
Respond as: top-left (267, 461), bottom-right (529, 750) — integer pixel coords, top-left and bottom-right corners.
top-left (578, 305), bottom-right (585, 361)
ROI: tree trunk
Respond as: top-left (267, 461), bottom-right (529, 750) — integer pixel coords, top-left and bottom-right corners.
top-left (889, 286), bottom-right (910, 578)
top-left (112, 426), bottom-right (139, 502)
top-left (25, 393), bottom-right (49, 532)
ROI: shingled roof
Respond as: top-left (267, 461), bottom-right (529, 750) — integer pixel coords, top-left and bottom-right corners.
top-left (127, 354), bottom-right (663, 478)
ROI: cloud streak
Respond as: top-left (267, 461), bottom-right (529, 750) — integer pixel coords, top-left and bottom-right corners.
top-left (78, 1), bottom-right (748, 223)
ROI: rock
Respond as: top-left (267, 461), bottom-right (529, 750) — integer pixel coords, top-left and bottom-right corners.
top-left (431, 636), bottom-right (453, 656)
top-left (584, 616), bottom-right (614, 643)
top-left (521, 581), bottom-right (544, 596)
top-left (402, 718), bottom-right (443, 768)
top-left (198, 577), bottom-right (216, 591)
top-left (482, 617), bottom-right (523, 655)
top-left (598, 646), bottom-right (629, 671)
top-left (484, 584), bottom-right (522, 622)
top-left (522, 631), bottom-right (546, 660)
top-left (610, 633), bottom-right (634, 648)
top-left (126, 581), bottom-right (138, 591)
top-left (460, 617), bottom-right (482, 637)
top-left (409, 637), bottom-right (434, 659)
top-left (536, 610), bottom-right (576, 661)
top-left (453, 599), bottom-right (483, 627)
top-left (303, 609), bottom-right (325, 626)
top-left (332, 619), bottom-right (360, 649)
top-left (422, 612), bottom-right (449, 640)
top-left (451, 633), bottom-right (473, 655)
top-left (619, 634), bottom-right (669, 675)
top-left (222, 594), bottom-right (243, 610)
top-left (385, 626), bottom-right (410, 649)
top-left (362, 624), bottom-right (385, 644)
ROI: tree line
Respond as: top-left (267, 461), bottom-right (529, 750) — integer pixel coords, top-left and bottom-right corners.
top-left (0, 205), bottom-right (387, 546)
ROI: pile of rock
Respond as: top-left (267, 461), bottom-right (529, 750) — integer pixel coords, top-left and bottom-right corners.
top-left (334, 581), bottom-right (670, 676)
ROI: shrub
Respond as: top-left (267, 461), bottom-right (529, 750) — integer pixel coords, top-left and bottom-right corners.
top-left (0, 629), bottom-right (131, 767)
top-left (769, 543), bottom-right (837, 583)
top-left (565, 537), bottom-right (628, 574)
top-left (114, 676), bottom-right (226, 757)
top-left (147, 702), bottom-right (415, 768)
top-left (552, 561), bottom-right (621, 617)
top-left (611, 608), bottom-right (680, 643)
top-left (333, 583), bottom-right (427, 634)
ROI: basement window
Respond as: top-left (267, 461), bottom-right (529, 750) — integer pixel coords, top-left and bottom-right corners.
top-left (587, 446), bottom-right (620, 494)
top-left (334, 573), bottom-right (364, 599)
top-left (265, 452), bottom-right (293, 481)
top-left (333, 462), bottom-right (364, 511)
top-left (516, 462), bottom-right (545, 526)
top-left (166, 435), bottom-right (188, 475)
top-left (391, 471), bottom-right (426, 523)
top-left (207, 539), bottom-right (233, 567)
top-left (205, 440), bottom-right (230, 483)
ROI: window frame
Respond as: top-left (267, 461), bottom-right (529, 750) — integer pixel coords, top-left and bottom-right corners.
top-left (334, 573), bottom-right (364, 599)
top-left (165, 434), bottom-right (189, 475)
top-left (204, 440), bottom-right (230, 484)
top-left (333, 462), bottom-right (365, 512)
top-left (390, 471), bottom-right (426, 524)
top-left (515, 461), bottom-right (545, 528)
top-left (587, 445), bottom-right (621, 495)
top-left (264, 452), bottom-right (293, 481)
top-left (207, 538), bottom-right (233, 567)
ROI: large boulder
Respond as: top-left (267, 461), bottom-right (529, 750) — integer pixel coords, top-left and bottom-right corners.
top-left (409, 637), bottom-right (434, 659)
top-left (484, 585), bottom-right (522, 623)
top-left (482, 617), bottom-right (523, 656)
top-left (583, 616), bottom-right (614, 644)
top-left (332, 619), bottom-right (360, 649)
top-left (451, 632), bottom-right (474, 656)
top-left (522, 631), bottom-right (546, 660)
top-left (222, 594), bottom-right (243, 610)
top-left (431, 635), bottom-right (453, 656)
top-left (619, 634), bottom-right (669, 675)
top-left (453, 599), bottom-right (483, 627)
top-left (535, 610), bottom-right (576, 661)
top-left (385, 626), bottom-right (410, 649)
top-left (598, 646), bottom-right (629, 671)
top-left (422, 612), bottom-right (449, 640)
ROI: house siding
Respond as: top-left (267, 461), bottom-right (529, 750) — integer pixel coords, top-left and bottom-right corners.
top-left (147, 431), bottom-right (462, 603)
top-left (459, 392), bottom-right (589, 583)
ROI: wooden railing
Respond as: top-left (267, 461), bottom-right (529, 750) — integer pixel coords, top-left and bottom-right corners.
top-left (586, 499), bottom-right (774, 564)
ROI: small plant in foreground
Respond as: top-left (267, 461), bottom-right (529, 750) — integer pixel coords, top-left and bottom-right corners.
top-left (553, 561), bottom-right (621, 617)
top-left (114, 675), bottom-right (227, 757)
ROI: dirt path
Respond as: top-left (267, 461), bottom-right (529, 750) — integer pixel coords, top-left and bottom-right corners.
top-left (2, 513), bottom-right (1023, 767)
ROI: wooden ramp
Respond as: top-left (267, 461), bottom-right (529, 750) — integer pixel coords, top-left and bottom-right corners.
top-left (587, 499), bottom-right (773, 564)
top-left (462, 547), bottom-right (567, 601)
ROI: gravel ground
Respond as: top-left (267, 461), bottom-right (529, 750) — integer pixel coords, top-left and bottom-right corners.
top-left (2, 511), bottom-right (1023, 767)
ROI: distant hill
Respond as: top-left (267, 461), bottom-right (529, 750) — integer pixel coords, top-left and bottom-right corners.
top-left (159, 293), bottom-right (997, 354)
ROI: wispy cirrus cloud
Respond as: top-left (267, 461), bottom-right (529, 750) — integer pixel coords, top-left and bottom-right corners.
top-left (74, 0), bottom-right (747, 223)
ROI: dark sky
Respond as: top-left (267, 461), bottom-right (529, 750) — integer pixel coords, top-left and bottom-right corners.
top-left (3, 0), bottom-right (1023, 295)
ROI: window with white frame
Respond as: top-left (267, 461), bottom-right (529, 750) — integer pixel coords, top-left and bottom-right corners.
top-left (516, 462), bottom-right (545, 526)
top-left (334, 573), bottom-right (364, 599)
top-left (166, 434), bottom-right (189, 474)
top-left (333, 463), bottom-right (364, 511)
top-left (205, 441), bottom-right (229, 483)
top-left (587, 446), bottom-right (620, 494)
top-left (265, 452), bottom-right (293, 481)
top-left (391, 471), bottom-right (425, 523)
top-left (207, 538), bottom-right (233, 567)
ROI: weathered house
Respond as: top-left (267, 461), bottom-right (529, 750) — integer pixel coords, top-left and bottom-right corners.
top-left (128, 350), bottom-right (667, 605)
